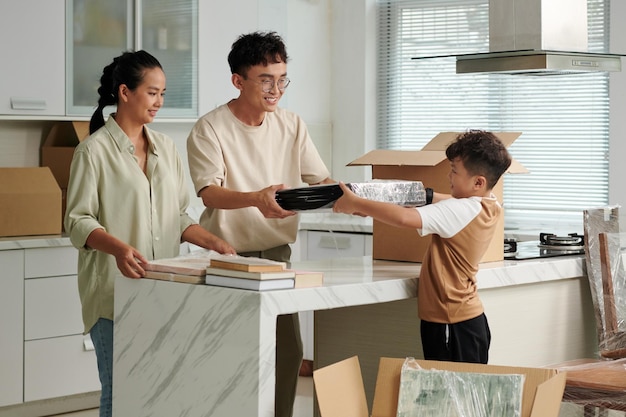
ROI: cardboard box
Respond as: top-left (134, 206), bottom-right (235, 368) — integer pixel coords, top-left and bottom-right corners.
top-left (348, 132), bottom-right (528, 263)
top-left (0, 167), bottom-right (62, 237)
top-left (41, 121), bottom-right (90, 188)
top-left (313, 356), bottom-right (566, 417)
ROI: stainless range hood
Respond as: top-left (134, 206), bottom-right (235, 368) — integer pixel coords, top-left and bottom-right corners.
top-left (456, 0), bottom-right (623, 75)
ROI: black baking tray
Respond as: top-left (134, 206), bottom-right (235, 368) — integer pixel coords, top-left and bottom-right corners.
top-left (275, 183), bottom-right (347, 211)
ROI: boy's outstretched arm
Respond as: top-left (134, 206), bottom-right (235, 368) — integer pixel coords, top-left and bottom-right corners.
top-left (333, 182), bottom-right (424, 229)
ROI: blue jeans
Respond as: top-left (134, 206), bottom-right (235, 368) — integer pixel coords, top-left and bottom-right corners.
top-left (90, 318), bottom-right (113, 417)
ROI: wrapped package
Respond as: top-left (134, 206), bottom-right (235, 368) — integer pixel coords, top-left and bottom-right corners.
top-left (582, 206), bottom-right (626, 357)
top-left (555, 206), bottom-right (626, 415)
top-left (275, 180), bottom-right (426, 211)
top-left (349, 180), bottom-right (426, 207)
top-left (396, 358), bottom-right (524, 417)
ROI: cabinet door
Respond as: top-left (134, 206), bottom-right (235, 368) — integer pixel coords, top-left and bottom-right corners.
top-left (0, 250), bottom-right (24, 407)
top-left (24, 246), bottom-right (78, 278)
top-left (25, 275), bottom-right (84, 340)
top-left (141, 0), bottom-right (198, 117)
top-left (66, 0), bottom-right (132, 115)
top-left (0, 0), bottom-right (65, 116)
top-left (306, 230), bottom-right (367, 261)
top-left (66, 0), bottom-right (198, 118)
top-left (24, 334), bottom-right (100, 402)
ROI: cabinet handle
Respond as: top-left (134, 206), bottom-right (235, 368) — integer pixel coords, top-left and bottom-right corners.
top-left (83, 336), bottom-right (95, 352)
top-left (318, 235), bottom-right (351, 250)
top-left (11, 97), bottom-right (47, 110)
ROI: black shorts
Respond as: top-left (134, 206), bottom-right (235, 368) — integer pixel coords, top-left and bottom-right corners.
top-left (420, 313), bottom-right (491, 364)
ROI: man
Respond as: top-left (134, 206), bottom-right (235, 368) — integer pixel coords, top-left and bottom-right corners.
top-left (187, 31), bottom-right (333, 417)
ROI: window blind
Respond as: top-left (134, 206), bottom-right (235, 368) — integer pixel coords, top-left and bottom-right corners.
top-left (377, 0), bottom-right (610, 232)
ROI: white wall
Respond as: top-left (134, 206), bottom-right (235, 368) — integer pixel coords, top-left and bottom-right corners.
top-left (329, 0), bottom-right (378, 183)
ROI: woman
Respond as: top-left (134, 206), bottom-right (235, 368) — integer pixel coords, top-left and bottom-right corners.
top-left (64, 50), bottom-right (235, 417)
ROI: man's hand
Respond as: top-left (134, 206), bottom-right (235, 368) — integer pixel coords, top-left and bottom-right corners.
top-left (255, 184), bottom-right (296, 218)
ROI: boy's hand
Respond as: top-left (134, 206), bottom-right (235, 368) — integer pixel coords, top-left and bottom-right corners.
top-left (333, 182), bottom-right (366, 216)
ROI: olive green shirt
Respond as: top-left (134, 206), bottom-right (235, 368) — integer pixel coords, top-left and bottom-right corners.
top-left (65, 116), bottom-right (195, 334)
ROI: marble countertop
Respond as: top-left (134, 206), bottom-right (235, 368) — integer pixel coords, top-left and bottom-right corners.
top-left (0, 228), bottom-right (586, 292)
top-left (290, 254), bottom-right (585, 293)
top-left (0, 234), bottom-right (71, 250)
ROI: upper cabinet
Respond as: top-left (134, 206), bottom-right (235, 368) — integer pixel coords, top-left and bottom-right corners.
top-left (0, 0), bottom-right (197, 119)
top-left (0, 0), bottom-right (66, 116)
top-left (67, 0), bottom-right (198, 118)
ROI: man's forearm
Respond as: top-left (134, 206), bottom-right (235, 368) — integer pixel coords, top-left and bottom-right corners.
top-left (199, 185), bottom-right (259, 210)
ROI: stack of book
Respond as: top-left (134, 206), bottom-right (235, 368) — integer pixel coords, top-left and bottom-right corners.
top-left (206, 254), bottom-right (324, 291)
top-left (143, 254), bottom-right (324, 291)
top-left (143, 256), bottom-right (213, 284)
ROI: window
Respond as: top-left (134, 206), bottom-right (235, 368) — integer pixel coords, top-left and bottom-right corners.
top-left (377, 0), bottom-right (610, 233)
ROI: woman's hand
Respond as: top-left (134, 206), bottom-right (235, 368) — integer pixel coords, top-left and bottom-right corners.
top-left (113, 244), bottom-right (148, 279)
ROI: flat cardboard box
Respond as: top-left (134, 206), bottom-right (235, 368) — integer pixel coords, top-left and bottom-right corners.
top-left (348, 132), bottom-right (528, 263)
top-left (41, 121), bottom-right (90, 188)
top-left (313, 356), bottom-right (566, 417)
top-left (0, 167), bottom-right (62, 237)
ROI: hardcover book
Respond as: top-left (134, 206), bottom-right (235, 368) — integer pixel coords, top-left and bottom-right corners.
top-left (205, 266), bottom-right (296, 280)
top-left (209, 254), bottom-right (287, 273)
top-left (144, 257), bottom-right (212, 276)
top-left (144, 270), bottom-right (205, 284)
top-left (205, 274), bottom-right (295, 291)
top-left (291, 270), bottom-right (324, 288)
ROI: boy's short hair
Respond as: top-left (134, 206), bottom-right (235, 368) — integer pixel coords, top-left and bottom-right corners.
top-left (228, 31), bottom-right (289, 77)
top-left (445, 130), bottom-right (512, 189)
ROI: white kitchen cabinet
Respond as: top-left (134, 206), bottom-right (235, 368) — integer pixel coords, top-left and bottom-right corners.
top-left (297, 229), bottom-right (373, 360)
top-left (25, 275), bottom-right (84, 340)
top-left (306, 230), bottom-right (372, 261)
top-left (66, 0), bottom-right (198, 118)
top-left (24, 246), bottom-right (78, 278)
top-left (0, 250), bottom-right (24, 407)
top-left (22, 246), bottom-right (99, 403)
top-left (0, 0), bottom-right (65, 116)
top-left (24, 334), bottom-right (100, 402)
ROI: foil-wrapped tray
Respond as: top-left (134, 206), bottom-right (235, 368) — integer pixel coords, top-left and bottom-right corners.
top-left (275, 180), bottom-right (426, 211)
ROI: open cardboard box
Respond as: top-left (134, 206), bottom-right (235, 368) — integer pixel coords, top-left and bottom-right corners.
top-left (348, 132), bottom-right (528, 263)
top-left (41, 121), bottom-right (89, 231)
top-left (313, 356), bottom-right (566, 417)
top-left (41, 121), bottom-right (90, 188)
top-left (0, 167), bottom-right (62, 237)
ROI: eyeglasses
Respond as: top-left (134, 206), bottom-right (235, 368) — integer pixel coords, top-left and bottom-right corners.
top-left (250, 78), bottom-right (291, 93)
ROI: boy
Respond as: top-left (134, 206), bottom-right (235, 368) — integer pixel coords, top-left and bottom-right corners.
top-left (333, 130), bottom-right (512, 363)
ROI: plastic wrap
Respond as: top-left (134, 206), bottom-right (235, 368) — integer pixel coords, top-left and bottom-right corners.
top-left (349, 180), bottom-right (426, 207)
top-left (557, 358), bottom-right (626, 416)
top-left (396, 358), bottom-right (524, 417)
top-left (582, 206), bottom-right (626, 357)
top-left (555, 205), bottom-right (626, 415)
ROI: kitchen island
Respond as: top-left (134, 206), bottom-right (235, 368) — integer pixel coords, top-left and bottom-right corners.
top-left (112, 254), bottom-right (594, 417)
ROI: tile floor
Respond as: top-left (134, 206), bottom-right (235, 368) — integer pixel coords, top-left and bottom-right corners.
top-left (50, 376), bottom-right (314, 417)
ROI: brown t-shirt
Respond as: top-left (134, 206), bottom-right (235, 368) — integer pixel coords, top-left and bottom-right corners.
top-left (415, 195), bottom-right (501, 323)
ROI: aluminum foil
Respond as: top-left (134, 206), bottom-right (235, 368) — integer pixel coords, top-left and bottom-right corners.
top-left (349, 180), bottom-right (426, 207)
